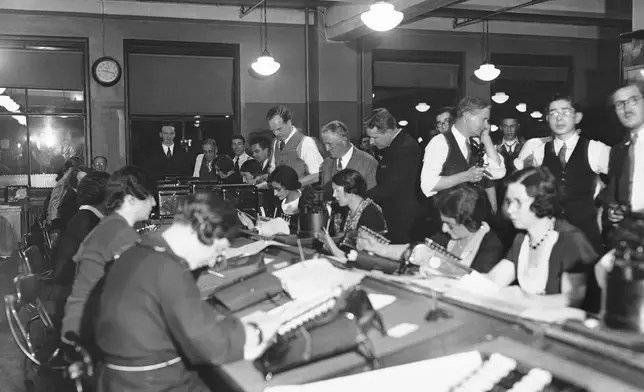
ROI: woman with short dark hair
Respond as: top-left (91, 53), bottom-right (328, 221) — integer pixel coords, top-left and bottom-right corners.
top-left (268, 165), bottom-right (309, 232)
top-left (357, 183), bottom-right (503, 273)
top-left (318, 169), bottom-right (386, 260)
top-left (487, 167), bottom-right (597, 308)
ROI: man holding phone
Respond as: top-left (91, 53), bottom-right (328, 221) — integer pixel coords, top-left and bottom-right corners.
top-left (420, 96), bottom-right (506, 213)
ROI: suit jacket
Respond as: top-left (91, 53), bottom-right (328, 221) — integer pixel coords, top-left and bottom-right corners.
top-left (319, 147), bottom-right (378, 200)
top-left (367, 130), bottom-right (423, 244)
top-left (146, 144), bottom-right (191, 181)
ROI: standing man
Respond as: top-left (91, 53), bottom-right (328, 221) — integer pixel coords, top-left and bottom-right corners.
top-left (435, 106), bottom-right (454, 134)
top-left (524, 95), bottom-right (610, 250)
top-left (319, 120), bottom-right (378, 200)
top-left (495, 116), bottom-right (524, 202)
top-left (604, 82), bottom-right (644, 228)
top-left (146, 124), bottom-right (190, 180)
top-left (231, 135), bottom-right (252, 172)
top-left (192, 139), bottom-right (220, 180)
top-left (420, 97), bottom-right (505, 210)
top-left (266, 105), bottom-right (323, 187)
top-left (364, 108), bottom-right (423, 244)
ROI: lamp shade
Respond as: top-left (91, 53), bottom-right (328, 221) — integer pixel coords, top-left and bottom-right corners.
top-left (530, 111), bottom-right (543, 119)
top-left (516, 103), bottom-right (527, 113)
top-left (491, 124), bottom-right (499, 132)
top-left (398, 120), bottom-right (408, 126)
top-left (474, 63), bottom-right (501, 82)
top-left (361, 2), bottom-right (404, 32)
top-left (251, 51), bottom-right (281, 76)
top-left (491, 92), bottom-right (509, 104)
top-left (415, 102), bottom-right (430, 112)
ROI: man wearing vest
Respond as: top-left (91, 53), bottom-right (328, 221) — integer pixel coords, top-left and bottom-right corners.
top-left (266, 105), bottom-right (323, 187)
top-left (526, 95), bottom-right (610, 250)
top-left (420, 96), bottom-right (506, 210)
top-left (192, 138), bottom-right (221, 180)
top-left (604, 82), bottom-right (644, 230)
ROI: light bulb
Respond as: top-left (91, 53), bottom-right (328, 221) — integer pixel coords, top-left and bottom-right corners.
top-left (474, 63), bottom-right (501, 82)
top-left (491, 125), bottom-right (499, 132)
top-left (398, 120), bottom-right (408, 126)
top-left (251, 51), bottom-right (281, 76)
top-left (530, 111), bottom-right (543, 119)
top-left (361, 2), bottom-right (404, 32)
top-left (516, 103), bottom-right (527, 113)
top-left (415, 102), bottom-right (430, 112)
top-left (491, 92), bottom-right (509, 104)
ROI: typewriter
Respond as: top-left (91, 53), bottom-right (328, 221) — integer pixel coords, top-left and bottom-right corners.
top-left (251, 286), bottom-right (386, 380)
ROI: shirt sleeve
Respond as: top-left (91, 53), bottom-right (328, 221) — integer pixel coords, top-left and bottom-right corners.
top-left (420, 134), bottom-right (449, 197)
top-left (300, 137), bottom-right (324, 174)
top-left (514, 139), bottom-right (544, 170)
top-left (587, 140), bottom-right (611, 175)
top-left (193, 154), bottom-right (203, 177)
top-left (157, 262), bottom-right (245, 365)
top-left (483, 150), bottom-right (506, 180)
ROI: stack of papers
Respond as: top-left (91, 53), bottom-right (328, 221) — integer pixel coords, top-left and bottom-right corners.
top-left (272, 258), bottom-right (365, 299)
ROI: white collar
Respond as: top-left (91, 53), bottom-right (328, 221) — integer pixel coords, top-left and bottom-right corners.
top-left (503, 139), bottom-right (518, 147)
top-left (339, 146), bottom-right (354, 167)
top-left (79, 205), bottom-right (104, 219)
top-left (553, 131), bottom-right (579, 150)
top-left (163, 144), bottom-right (174, 150)
top-left (283, 128), bottom-right (297, 145)
top-left (451, 125), bottom-right (469, 145)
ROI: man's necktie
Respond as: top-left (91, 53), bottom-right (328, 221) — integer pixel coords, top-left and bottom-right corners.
top-left (337, 159), bottom-right (343, 171)
top-left (234, 157), bottom-right (240, 171)
top-left (279, 141), bottom-right (285, 151)
top-left (166, 147), bottom-right (172, 158)
top-left (558, 143), bottom-right (567, 168)
top-left (469, 138), bottom-right (483, 167)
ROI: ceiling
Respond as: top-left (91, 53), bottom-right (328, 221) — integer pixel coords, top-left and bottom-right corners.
top-left (128, 0), bottom-right (370, 8)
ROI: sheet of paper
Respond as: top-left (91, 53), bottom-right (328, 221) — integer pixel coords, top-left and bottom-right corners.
top-left (224, 240), bottom-right (288, 259)
top-left (264, 351), bottom-right (483, 392)
top-left (452, 270), bottom-right (500, 294)
top-left (272, 258), bottom-right (365, 299)
top-left (367, 293), bottom-right (396, 311)
top-left (387, 323), bottom-right (419, 338)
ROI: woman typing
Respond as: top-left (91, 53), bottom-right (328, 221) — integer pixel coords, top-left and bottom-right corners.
top-left (317, 169), bottom-right (387, 260)
top-left (486, 167), bottom-right (597, 308)
top-left (269, 165), bottom-right (312, 232)
top-left (357, 184), bottom-right (503, 273)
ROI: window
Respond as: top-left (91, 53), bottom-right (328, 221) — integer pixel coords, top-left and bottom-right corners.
top-left (0, 39), bottom-right (87, 188)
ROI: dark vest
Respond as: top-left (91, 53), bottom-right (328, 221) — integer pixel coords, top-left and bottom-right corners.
top-left (439, 130), bottom-right (471, 176)
top-left (272, 130), bottom-right (309, 178)
top-left (199, 157), bottom-right (219, 181)
top-left (498, 141), bottom-right (522, 177)
top-left (543, 137), bottom-right (596, 222)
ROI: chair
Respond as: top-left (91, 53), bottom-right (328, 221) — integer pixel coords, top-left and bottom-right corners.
top-left (5, 274), bottom-right (93, 392)
top-left (23, 245), bottom-right (53, 281)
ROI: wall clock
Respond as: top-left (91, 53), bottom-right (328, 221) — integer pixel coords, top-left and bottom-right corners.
top-left (92, 56), bottom-right (122, 87)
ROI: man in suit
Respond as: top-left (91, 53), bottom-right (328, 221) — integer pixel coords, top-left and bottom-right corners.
top-left (231, 134), bottom-right (253, 172)
top-left (192, 138), bottom-right (221, 181)
top-left (249, 136), bottom-right (271, 177)
top-left (146, 125), bottom-right (191, 180)
top-left (364, 108), bottom-right (424, 244)
top-left (319, 120), bottom-right (377, 200)
top-left (604, 82), bottom-right (644, 229)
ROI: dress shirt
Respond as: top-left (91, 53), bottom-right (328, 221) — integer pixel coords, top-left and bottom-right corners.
top-left (502, 139), bottom-right (518, 154)
top-left (523, 132), bottom-right (610, 175)
top-left (338, 146), bottom-right (354, 170)
top-left (233, 152), bottom-right (252, 169)
top-left (163, 144), bottom-right (174, 156)
top-left (270, 128), bottom-right (323, 174)
top-left (631, 128), bottom-right (644, 212)
top-left (192, 154), bottom-right (214, 177)
top-left (513, 137), bottom-right (553, 171)
top-left (420, 125), bottom-right (506, 197)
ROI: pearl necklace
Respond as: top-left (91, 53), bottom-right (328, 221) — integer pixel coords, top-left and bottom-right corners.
top-left (529, 220), bottom-right (555, 250)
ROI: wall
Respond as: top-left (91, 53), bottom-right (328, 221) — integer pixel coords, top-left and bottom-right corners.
top-left (0, 13), bottom-right (312, 168)
top-left (635, 0), bottom-right (644, 30)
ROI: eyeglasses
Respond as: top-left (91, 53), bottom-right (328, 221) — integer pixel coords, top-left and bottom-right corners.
top-left (614, 95), bottom-right (643, 111)
top-left (436, 119), bottom-right (451, 127)
top-left (548, 108), bottom-right (574, 118)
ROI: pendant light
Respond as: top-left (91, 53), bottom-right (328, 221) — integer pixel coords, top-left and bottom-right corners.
top-left (361, 2), bottom-right (404, 32)
top-left (398, 120), bottom-right (408, 126)
top-left (474, 21), bottom-right (500, 82)
top-left (415, 102), bottom-right (430, 112)
top-left (251, 0), bottom-right (280, 76)
top-left (516, 103), bottom-right (527, 113)
top-left (530, 111), bottom-right (543, 119)
top-left (491, 92), bottom-right (509, 104)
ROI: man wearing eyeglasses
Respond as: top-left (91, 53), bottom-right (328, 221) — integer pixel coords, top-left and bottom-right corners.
top-left (435, 107), bottom-right (454, 134)
top-left (520, 95), bottom-right (610, 253)
top-left (604, 82), bottom-right (644, 227)
top-left (266, 105), bottom-right (323, 187)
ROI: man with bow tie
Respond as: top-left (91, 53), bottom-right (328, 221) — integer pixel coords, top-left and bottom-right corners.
top-left (604, 82), bottom-right (644, 229)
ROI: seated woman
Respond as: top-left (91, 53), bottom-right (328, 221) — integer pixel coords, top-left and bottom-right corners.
top-left (357, 183), bottom-right (503, 274)
top-left (50, 171), bottom-right (110, 326)
top-left (268, 165), bottom-right (311, 232)
top-left (95, 193), bottom-right (281, 391)
top-left (215, 156), bottom-right (243, 184)
top-left (486, 167), bottom-right (597, 308)
top-left (318, 169), bottom-right (386, 260)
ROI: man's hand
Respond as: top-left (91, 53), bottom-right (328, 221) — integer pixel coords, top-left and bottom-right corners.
top-left (463, 166), bottom-right (486, 183)
top-left (607, 205), bottom-right (625, 223)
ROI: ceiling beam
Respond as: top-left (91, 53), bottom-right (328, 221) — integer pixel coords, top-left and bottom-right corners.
top-left (324, 0), bottom-right (469, 41)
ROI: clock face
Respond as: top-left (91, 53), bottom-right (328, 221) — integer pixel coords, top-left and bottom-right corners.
top-left (93, 57), bottom-right (121, 86)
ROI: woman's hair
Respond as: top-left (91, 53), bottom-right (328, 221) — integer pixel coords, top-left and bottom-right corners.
top-left (76, 171), bottom-right (110, 207)
top-left (175, 191), bottom-right (239, 245)
top-left (56, 156), bottom-right (84, 181)
top-left (215, 156), bottom-right (234, 173)
top-left (434, 184), bottom-right (487, 232)
top-left (240, 159), bottom-right (261, 178)
top-left (104, 166), bottom-right (157, 214)
top-left (66, 166), bottom-right (90, 190)
top-left (331, 169), bottom-right (367, 197)
top-left (268, 165), bottom-right (301, 190)
top-left (505, 166), bottom-right (560, 218)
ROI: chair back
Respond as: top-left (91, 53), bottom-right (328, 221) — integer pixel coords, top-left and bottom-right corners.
top-left (17, 247), bottom-right (33, 274)
top-left (24, 245), bottom-right (52, 279)
top-left (4, 294), bottom-right (40, 365)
